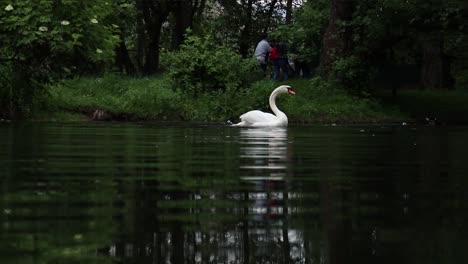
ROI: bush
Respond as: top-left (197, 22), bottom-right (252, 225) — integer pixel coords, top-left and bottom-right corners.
top-left (0, 1), bottom-right (118, 118)
top-left (161, 34), bottom-right (259, 97)
top-left (332, 55), bottom-right (375, 94)
top-left (0, 61), bottom-right (48, 118)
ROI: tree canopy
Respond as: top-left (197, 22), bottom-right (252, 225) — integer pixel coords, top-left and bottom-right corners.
top-left (1, 0), bottom-right (467, 118)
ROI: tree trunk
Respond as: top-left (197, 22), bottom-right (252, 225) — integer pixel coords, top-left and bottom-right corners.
top-left (144, 26), bottom-right (163, 75)
top-left (319, 0), bottom-right (356, 78)
top-left (285, 0), bottom-right (293, 24)
top-left (239, 0), bottom-right (254, 58)
top-left (136, 14), bottom-right (145, 73)
top-left (171, 0), bottom-right (193, 49)
top-left (420, 32), bottom-right (453, 90)
top-left (115, 33), bottom-right (136, 75)
top-left (138, 0), bottom-right (170, 75)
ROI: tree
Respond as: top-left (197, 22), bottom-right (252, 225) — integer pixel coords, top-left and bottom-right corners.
top-left (170, 0), bottom-right (208, 49)
top-left (420, 32), bottom-right (452, 90)
top-left (135, 0), bottom-right (172, 74)
top-left (413, 0), bottom-right (460, 90)
top-left (315, 0), bottom-right (467, 91)
top-left (132, 0), bottom-right (208, 74)
top-left (270, 0), bottom-right (328, 73)
top-left (0, 1), bottom-right (117, 118)
top-left (285, 0), bottom-right (293, 24)
top-left (239, 0), bottom-right (255, 58)
top-left (113, 1), bottom-right (138, 75)
top-left (215, 0), bottom-right (302, 58)
top-left (319, 0), bottom-right (356, 81)
top-left (171, 0), bottom-right (193, 49)
top-left (265, 0), bottom-right (279, 32)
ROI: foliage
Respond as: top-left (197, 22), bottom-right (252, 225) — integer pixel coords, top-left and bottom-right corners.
top-left (281, 78), bottom-right (405, 123)
top-left (0, 1), bottom-right (117, 69)
top-left (47, 75), bottom-right (180, 119)
top-left (0, 0), bottom-right (119, 117)
top-left (270, 0), bottom-right (328, 66)
top-left (1, 0), bottom-right (468, 120)
top-left (331, 55), bottom-right (375, 94)
top-left (161, 34), bottom-right (259, 97)
top-left (347, 0), bottom-right (468, 89)
top-left (43, 75), bottom-right (406, 123)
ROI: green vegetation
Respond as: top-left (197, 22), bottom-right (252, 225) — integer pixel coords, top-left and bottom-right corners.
top-left (1, 1), bottom-right (467, 123)
top-left (162, 34), bottom-right (260, 96)
top-left (44, 75), bottom-right (180, 120)
top-left (0, 0), bottom-right (117, 118)
top-left (40, 75), bottom-right (407, 123)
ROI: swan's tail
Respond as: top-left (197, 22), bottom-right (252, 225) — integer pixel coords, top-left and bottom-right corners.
top-left (232, 121), bottom-right (247, 127)
top-left (228, 120), bottom-right (247, 127)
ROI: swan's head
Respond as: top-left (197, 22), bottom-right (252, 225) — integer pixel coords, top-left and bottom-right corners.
top-left (276, 85), bottom-right (296, 95)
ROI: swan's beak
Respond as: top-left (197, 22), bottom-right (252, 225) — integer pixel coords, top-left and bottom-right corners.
top-left (287, 88), bottom-right (296, 95)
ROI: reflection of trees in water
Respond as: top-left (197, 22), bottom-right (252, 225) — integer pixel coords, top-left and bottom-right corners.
top-left (3, 125), bottom-right (468, 264)
top-left (239, 127), bottom-right (297, 263)
top-left (100, 127), bottom-right (468, 264)
top-left (0, 124), bottom-right (119, 263)
top-left (106, 127), bottom-right (306, 263)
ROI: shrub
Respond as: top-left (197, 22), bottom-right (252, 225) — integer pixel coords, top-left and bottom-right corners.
top-left (0, 1), bottom-right (118, 118)
top-left (161, 34), bottom-right (259, 97)
top-left (332, 55), bottom-right (375, 94)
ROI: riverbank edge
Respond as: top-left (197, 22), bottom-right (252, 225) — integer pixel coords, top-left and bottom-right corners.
top-left (27, 109), bottom-right (411, 125)
top-left (15, 75), bottom-right (468, 125)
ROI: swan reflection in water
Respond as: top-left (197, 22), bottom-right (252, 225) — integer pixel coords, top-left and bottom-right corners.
top-left (238, 127), bottom-right (303, 261)
top-left (239, 127), bottom-right (289, 181)
top-left (239, 128), bottom-right (289, 219)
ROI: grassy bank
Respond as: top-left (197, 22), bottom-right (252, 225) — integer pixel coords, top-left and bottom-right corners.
top-left (37, 74), bottom-right (407, 124)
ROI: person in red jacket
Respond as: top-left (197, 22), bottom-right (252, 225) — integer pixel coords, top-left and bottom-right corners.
top-left (269, 42), bottom-right (280, 80)
top-left (271, 41), bottom-right (288, 81)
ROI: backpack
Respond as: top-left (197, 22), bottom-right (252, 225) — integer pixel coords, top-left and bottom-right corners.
top-left (269, 47), bottom-right (279, 60)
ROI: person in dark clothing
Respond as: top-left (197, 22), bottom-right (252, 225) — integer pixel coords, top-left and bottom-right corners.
top-left (291, 54), bottom-right (311, 78)
top-left (269, 42), bottom-right (281, 80)
top-left (275, 41), bottom-right (289, 81)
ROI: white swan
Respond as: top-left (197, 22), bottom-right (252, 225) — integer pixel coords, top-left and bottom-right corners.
top-left (233, 85), bottom-right (295, 127)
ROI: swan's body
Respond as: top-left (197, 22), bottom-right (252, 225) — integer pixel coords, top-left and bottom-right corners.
top-left (233, 85), bottom-right (295, 127)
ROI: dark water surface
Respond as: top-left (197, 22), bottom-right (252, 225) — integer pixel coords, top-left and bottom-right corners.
top-left (1, 122), bottom-right (467, 264)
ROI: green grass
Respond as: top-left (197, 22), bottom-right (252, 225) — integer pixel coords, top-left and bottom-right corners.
top-left (44, 74), bottom-right (181, 120)
top-left (39, 74), bottom-right (409, 123)
top-left (279, 78), bottom-right (407, 124)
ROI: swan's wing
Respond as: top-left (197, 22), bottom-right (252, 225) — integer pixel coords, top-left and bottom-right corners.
top-left (239, 110), bottom-right (277, 125)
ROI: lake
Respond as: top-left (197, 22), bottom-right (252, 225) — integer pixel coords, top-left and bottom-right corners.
top-left (1, 122), bottom-right (467, 264)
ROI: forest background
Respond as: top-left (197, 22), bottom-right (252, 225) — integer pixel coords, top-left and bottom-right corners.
top-left (1, 0), bottom-right (467, 123)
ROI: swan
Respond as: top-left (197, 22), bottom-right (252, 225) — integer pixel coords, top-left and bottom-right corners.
top-left (233, 85), bottom-right (295, 127)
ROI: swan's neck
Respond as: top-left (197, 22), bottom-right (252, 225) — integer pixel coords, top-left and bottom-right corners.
top-left (269, 89), bottom-right (286, 118)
